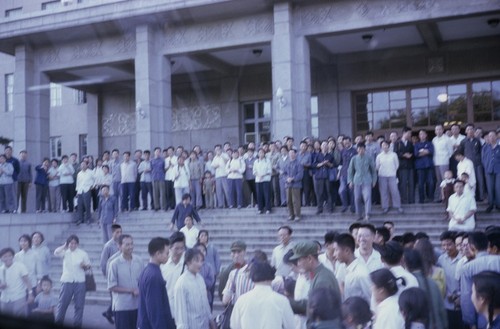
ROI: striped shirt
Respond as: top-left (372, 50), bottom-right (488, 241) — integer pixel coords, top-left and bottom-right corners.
top-left (173, 271), bottom-right (211, 329)
top-left (223, 264), bottom-right (254, 304)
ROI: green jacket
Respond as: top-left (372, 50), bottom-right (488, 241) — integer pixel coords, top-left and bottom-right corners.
top-left (347, 154), bottom-right (377, 185)
top-left (290, 263), bottom-right (341, 315)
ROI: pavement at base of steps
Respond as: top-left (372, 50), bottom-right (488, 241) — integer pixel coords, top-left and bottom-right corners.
top-left (59, 301), bottom-right (222, 329)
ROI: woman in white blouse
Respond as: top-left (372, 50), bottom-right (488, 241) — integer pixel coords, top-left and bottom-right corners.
top-left (54, 234), bottom-right (91, 328)
top-left (371, 268), bottom-right (405, 329)
top-left (253, 148), bottom-right (272, 214)
top-left (226, 151), bottom-right (245, 209)
top-left (376, 140), bottom-right (403, 214)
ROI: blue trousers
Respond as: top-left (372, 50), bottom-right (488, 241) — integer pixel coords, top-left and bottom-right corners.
top-left (256, 181), bottom-right (271, 212)
top-left (228, 178), bottom-right (243, 207)
top-left (339, 175), bottom-right (355, 212)
top-left (417, 167), bottom-right (434, 203)
top-left (77, 191), bottom-right (92, 223)
top-left (55, 282), bottom-right (86, 328)
top-left (486, 172), bottom-right (500, 207)
top-left (114, 309), bottom-right (138, 329)
top-left (121, 182), bottom-right (135, 211)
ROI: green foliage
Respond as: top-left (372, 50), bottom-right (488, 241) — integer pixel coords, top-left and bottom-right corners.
top-left (0, 136), bottom-right (13, 146)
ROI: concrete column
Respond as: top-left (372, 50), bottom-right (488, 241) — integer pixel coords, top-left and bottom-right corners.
top-left (86, 93), bottom-right (99, 156)
top-left (13, 44), bottom-right (50, 163)
top-left (271, 2), bottom-right (311, 140)
top-left (135, 25), bottom-right (172, 150)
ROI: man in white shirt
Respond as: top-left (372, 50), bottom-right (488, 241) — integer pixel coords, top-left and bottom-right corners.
top-left (433, 124), bottom-right (453, 201)
top-left (319, 231), bottom-right (346, 287)
top-left (455, 151), bottom-right (476, 192)
top-left (230, 261), bottom-right (294, 329)
top-left (107, 234), bottom-right (144, 329)
top-left (354, 224), bottom-right (383, 272)
top-left (173, 156), bottom-right (190, 205)
top-left (0, 247), bottom-right (34, 317)
top-left (120, 151), bottom-right (138, 212)
top-left (75, 160), bottom-right (94, 225)
top-left (271, 226), bottom-right (295, 277)
top-left (212, 144), bottom-right (230, 208)
top-left (164, 146), bottom-right (178, 210)
top-left (333, 233), bottom-right (371, 303)
top-left (447, 180), bottom-right (477, 232)
top-left (449, 124), bottom-right (465, 176)
top-left (160, 232), bottom-right (186, 320)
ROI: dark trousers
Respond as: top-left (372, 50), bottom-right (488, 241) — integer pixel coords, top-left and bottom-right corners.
top-left (121, 182), bottom-right (135, 211)
top-left (417, 167), bottom-right (434, 203)
top-left (140, 182), bottom-right (153, 210)
top-left (302, 173), bottom-right (315, 206)
top-left (271, 175), bottom-right (280, 207)
top-left (245, 179), bottom-right (257, 206)
top-left (133, 179), bottom-right (141, 209)
top-left (91, 188), bottom-right (99, 211)
top-left (165, 180), bottom-right (175, 209)
top-left (475, 164), bottom-right (486, 201)
top-left (256, 181), bottom-right (271, 212)
top-left (114, 310), bottom-right (138, 329)
top-left (398, 168), bottom-right (415, 204)
top-left (485, 172), bottom-right (500, 207)
top-left (447, 310), bottom-right (464, 329)
top-left (329, 180), bottom-right (339, 209)
top-left (77, 191), bottom-right (92, 223)
top-left (60, 184), bottom-right (74, 212)
top-left (314, 178), bottom-right (331, 212)
top-left (228, 178), bottom-right (243, 207)
top-left (35, 184), bottom-right (48, 211)
top-left (18, 181), bottom-right (30, 213)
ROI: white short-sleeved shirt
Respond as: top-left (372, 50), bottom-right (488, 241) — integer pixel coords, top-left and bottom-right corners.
top-left (447, 192), bottom-right (476, 231)
top-left (55, 248), bottom-right (91, 283)
top-left (179, 226), bottom-right (200, 249)
top-left (0, 262), bottom-right (29, 302)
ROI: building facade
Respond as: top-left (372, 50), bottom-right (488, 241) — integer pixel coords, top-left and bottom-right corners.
top-left (0, 0), bottom-right (499, 161)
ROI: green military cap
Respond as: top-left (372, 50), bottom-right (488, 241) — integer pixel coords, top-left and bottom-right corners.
top-left (289, 241), bottom-right (318, 260)
top-left (230, 240), bottom-right (247, 251)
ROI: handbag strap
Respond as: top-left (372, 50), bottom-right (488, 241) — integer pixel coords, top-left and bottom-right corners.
top-left (230, 268), bottom-right (241, 304)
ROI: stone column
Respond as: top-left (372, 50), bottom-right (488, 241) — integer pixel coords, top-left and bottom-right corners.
top-left (135, 25), bottom-right (172, 150)
top-left (14, 44), bottom-right (50, 163)
top-left (271, 2), bottom-right (311, 140)
top-left (86, 92), bottom-right (99, 156)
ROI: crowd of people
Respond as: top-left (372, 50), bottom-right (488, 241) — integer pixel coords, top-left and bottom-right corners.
top-left (0, 221), bottom-right (499, 329)
top-left (1, 122), bottom-right (498, 226)
top-left (0, 124), bottom-right (500, 329)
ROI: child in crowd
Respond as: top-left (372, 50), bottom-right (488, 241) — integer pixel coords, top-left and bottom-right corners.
top-left (180, 216), bottom-right (199, 248)
top-left (31, 276), bottom-right (57, 322)
top-left (460, 172), bottom-right (475, 196)
top-left (440, 169), bottom-right (455, 208)
top-left (203, 171), bottom-right (215, 209)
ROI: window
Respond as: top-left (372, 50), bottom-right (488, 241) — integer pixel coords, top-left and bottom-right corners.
top-left (74, 89), bottom-right (87, 104)
top-left (353, 79), bottom-right (498, 133)
top-left (311, 96), bottom-right (318, 138)
top-left (50, 137), bottom-right (62, 159)
top-left (355, 89), bottom-right (406, 131)
top-left (79, 134), bottom-right (87, 158)
top-left (5, 74), bottom-right (14, 112)
top-left (242, 101), bottom-right (271, 145)
top-left (472, 80), bottom-right (500, 122)
top-left (42, 1), bottom-right (60, 10)
top-left (50, 83), bottom-right (62, 107)
top-left (5, 7), bottom-right (22, 18)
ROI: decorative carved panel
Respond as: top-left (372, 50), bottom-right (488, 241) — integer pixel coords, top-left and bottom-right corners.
top-left (427, 56), bottom-right (445, 74)
top-left (38, 48), bottom-right (61, 65)
top-left (163, 13), bottom-right (273, 51)
top-left (172, 104), bottom-right (221, 131)
top-left (113, 34), bottom-right (136, 54)
top-left (102, 113), bottom-right (136, 137)
top-left (71, 42), bottom-right (102, 60)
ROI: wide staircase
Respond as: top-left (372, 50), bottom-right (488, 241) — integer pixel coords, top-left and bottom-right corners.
top-left (45, 204), bottom-right (497, 308)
